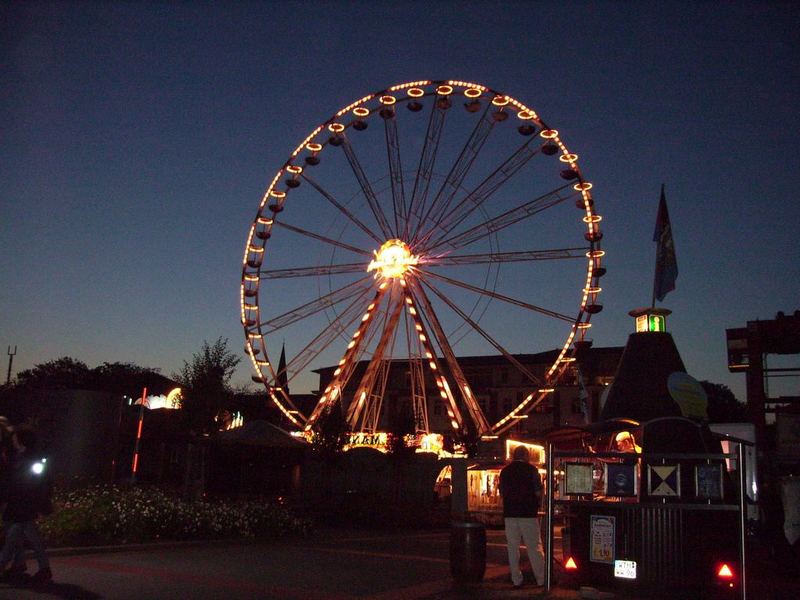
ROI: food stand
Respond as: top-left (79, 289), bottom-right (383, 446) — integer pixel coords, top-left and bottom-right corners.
top-left (467, 439), bottom-right (546, 525)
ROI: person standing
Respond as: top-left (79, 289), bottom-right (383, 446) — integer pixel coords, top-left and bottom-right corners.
top-left (0, 426), bottom-right (53, 583)
top-left (499, 445), bottom-right (545, 588)
top-left (0, 417), bottom-right (28, 577)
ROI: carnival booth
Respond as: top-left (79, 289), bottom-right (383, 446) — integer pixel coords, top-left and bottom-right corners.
top-left (467, 439), bottom-right (546, 525)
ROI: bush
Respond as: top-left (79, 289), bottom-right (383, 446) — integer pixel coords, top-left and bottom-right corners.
top-left (33, 484), bottom-right (311, 547)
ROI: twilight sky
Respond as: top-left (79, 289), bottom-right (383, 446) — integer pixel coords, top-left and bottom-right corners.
top-left (2, 1), bottom-right (798, 403)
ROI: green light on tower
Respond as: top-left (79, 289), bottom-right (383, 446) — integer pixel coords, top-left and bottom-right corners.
top-left (630, 307), bottom-right (671, 333)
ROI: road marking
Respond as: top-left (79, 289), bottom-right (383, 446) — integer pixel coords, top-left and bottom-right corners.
top-left (312, 545), bottom-right (450, 564)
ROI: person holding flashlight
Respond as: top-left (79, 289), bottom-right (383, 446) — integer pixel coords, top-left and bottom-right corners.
top-left (0, 426), bottom-right (52, 583)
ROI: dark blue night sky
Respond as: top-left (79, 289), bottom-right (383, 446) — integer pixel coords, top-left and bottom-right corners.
top-left (2, 1), bottom-right (798, 402)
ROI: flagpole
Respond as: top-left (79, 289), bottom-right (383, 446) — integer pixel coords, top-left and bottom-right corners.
top-left (651, 280), bottom-right (657, 309)
top-left (651, 184), bottom-right (664, 309)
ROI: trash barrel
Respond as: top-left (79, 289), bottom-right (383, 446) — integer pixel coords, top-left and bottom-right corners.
top-left (449, 521), bottom-right (486, 583)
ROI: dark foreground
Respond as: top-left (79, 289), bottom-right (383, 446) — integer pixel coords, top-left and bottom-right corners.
top-left (0, 528), bottom-right (795, 599)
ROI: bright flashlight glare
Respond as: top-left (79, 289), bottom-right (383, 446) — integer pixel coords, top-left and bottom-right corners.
top-left (31, 461), bottom-right (44, 475)
top-left (367, 240), bottom-right (417, 278)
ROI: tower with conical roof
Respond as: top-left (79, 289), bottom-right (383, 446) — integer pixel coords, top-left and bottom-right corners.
top-left (276, 341), bottom-right (289, 394)
top-left (600, 307), bottom-right (684, 422)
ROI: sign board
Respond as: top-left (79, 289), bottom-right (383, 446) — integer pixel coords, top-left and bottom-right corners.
top-left (647, 464), bottom-right (681, 497)
top-left (346, 432), bottom-right (388, 451)
top-left (667, 372), bottom-right (708, 420)
top-left (604, 463), bottom-right (638, 497)
top-left (695, 463), bottom-right (724, 499)
top-left (590, 515), bottom-right (615, 564)
top-left (565, 463), bottom-right (594, 496)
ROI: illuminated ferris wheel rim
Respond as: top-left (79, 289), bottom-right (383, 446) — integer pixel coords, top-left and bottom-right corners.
top-left (240, 79), bottom-right (605, 437)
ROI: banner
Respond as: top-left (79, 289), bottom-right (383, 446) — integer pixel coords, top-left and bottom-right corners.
top-left (653, 185), bottom-right (678, 302)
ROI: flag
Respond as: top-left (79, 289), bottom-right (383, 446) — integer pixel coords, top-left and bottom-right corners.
top-left (653, 185), bottom-right (678, 303)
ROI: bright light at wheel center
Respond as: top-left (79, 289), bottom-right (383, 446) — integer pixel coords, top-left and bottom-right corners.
top-left (368, 240), bottom-right (418, 279)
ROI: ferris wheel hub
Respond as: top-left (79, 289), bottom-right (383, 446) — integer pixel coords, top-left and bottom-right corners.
top-left (367, 239), bottom-right (418, 279)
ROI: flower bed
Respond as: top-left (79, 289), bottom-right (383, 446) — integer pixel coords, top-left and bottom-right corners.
top-left (33, 484), bottom-right (311, 547)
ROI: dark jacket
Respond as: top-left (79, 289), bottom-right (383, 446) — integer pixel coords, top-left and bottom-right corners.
top-left (2, 451), bottom-right (52, 523)
top-left (499, 459), bottom-right (542, 518)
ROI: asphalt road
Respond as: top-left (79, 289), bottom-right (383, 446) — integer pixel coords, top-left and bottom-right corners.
top-left (0, 528), bottom-right (543, 600)
top-left (2, 529), bottom-right (795, 599)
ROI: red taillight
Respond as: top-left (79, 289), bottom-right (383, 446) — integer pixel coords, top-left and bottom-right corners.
top-left (565, 556), bottom-right (578, 570)
top-left (717, 563), bottom-right (734, 579)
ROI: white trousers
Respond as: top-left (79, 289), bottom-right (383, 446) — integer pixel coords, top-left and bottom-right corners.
top-left (504, 517), bottom-right (545, 586)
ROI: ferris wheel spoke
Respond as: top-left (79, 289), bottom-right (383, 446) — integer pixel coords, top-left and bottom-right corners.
top-left (429, 184), bottom-right (578, 253)
top-left (260, 262), bottom-right (367, 279)
top-left (346, 290), bottom-right (404, 429)
top-left (423, 247), bottom-right (587, 267)
top-left (405, 98), bottom-right (448, 239)
top-left (259, 276), bottom-right (373, 332)
top-left (403, 309), bottom-right (429, 433)
top-left (305, 283), bottom-right (391, 429)
top-left (361, 305), bottom-right (403, 432)
top-left (409, 280), bottom-right (491, 435)
top-left (403, 286), bottom-right (466, 434)
top-left (301, 173), bottom-right (384, 245)
top-left (413, 102), bottom-right (495, 242)
top-left (384, 117), bottom-right (407, 236)
top-left (279, 287), bottom-right (376, 388)
top-left (340, 134), bottom-right (395, 239)
top-left (418, 267), bottom-right (576, 322)
top-left (418, 277), bottom-right (545, 388)
top-left (273, 220), bottom-right (372, 257)
top-left (417, 137), bottom-right (541, 251)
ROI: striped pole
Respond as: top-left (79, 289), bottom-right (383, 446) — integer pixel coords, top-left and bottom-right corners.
top-left (131, 387), bottom-right (147, 481)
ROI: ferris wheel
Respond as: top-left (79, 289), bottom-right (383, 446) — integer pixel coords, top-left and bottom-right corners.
top-left (240, 80), bottom-right (604, 439)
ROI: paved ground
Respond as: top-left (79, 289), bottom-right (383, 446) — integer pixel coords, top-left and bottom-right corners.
top-left (0, 528), bottom-right (796, 599)
top-left (0, 528), bottom-right (547, 600)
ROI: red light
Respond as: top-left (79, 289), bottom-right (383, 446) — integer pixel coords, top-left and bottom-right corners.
top-left (717, 563), bottom-right (734, 579)
top-left (565, 556), bottom-right (578, 570)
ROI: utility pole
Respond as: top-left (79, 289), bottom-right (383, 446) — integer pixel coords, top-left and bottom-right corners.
top-left (6, 346), bottom-right (16, 385)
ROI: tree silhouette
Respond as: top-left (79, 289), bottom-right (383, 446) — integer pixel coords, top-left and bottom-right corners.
top-left (14, 357), bottom-right (91, 390)
top-left (701, 381), bottom-right (748, 422)
top-left (12, 358), bottom-right (167, 394)
top-left (173, 338), bottom-right (241, 434)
